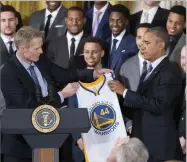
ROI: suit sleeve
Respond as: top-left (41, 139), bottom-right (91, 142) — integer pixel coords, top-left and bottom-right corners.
top-left (124, 71), bottom-right (182, 115)
top-left (40, 55), bottom-right (94, 86)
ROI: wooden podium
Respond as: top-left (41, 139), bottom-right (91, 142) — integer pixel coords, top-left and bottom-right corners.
top-left (1, 108), bottom-right (90, 162)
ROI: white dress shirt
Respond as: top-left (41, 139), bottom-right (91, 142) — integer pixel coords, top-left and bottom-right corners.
top-left (111, 29), bottom-right (126, 50)
top-left (45, 5), bottom-right (62, 28)
top-left (1, 33), bottom-right (16, 52)
top-left (92, 2), bottom-right (109, 27)
top-left (66, 31), bottom-right (84, 57)
top-left (140, 6), bottom-right (159, 24)
top-left (123, 55), bottom-right (167, 98)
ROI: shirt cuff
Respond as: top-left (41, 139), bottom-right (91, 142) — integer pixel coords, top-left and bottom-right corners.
top-left (123, 89), bottom-right (128, 98)
top-left (57, 91), bottom-right (64, 103)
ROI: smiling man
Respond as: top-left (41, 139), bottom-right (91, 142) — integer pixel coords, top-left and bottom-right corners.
top-left (166, 5), bottom-right (186, 65)
top-left (46, 6), bottom-right (88, 69)
top-left (106, 4), bottom-right (138, 77)
top-left (0, 5), bottom-right (18, 66)
top-left (29, 1), bottom-right (67, 42)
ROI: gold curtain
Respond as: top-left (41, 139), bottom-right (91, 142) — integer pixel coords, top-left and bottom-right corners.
top-left (2, 1), bottom-right (84, 25)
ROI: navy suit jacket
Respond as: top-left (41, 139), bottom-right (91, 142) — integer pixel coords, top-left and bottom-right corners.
top-left (84, 3), bottom-right (112, 41)
top-left (106, 32), bottom-right (138, 77)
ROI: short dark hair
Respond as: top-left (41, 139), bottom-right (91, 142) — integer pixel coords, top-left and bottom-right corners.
top-left (109, 4), bottom-right (130, 20)
top-left (0, 5), bottom-right (16, 17)
top-left (135, 23), bottom-right (152, 36)
top-left (83, 37), bottom-right (105, 51)
top-left (146, 27), bottom-right (169, 49)
top-left (170, 5), bottom-right (186, 22)
top-left (67, 6), bottom-right (85, 17)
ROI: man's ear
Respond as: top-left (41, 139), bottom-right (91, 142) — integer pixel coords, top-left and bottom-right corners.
top-left (65, 17), bottom-right (68, 25)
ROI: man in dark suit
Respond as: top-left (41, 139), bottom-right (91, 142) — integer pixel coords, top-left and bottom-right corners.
top-left (1, 26), bottom-right (111, 162)
top-left (166, 5), bottom-right (186, 65)
top-left (108, 27), bottom-right (183, 161)
top-left (0, 5), bottom-right (18, 67)
top-left (46, 6), bottom-right (88, 69)
top-left (129, 0), bottom-right (169, 35)
top-left (29, 1), bottom-right (67, 43)
top-left (107, 4), bottom-right (138, 77)
top-left (84, 1), bottom-right (111, 41)
top-left (0, 2), bottom-right (23, 31)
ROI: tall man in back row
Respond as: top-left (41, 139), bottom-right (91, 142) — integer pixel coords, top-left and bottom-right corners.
top-left (108, 27), bottom-right (183, 161)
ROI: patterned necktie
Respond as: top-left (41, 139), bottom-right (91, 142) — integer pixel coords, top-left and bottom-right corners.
top-left (143, 64), bottom-right (153, 81)
top-left (142, 61), bottom-right (147, 75)
top-left (70, 38), bottom-right (76, 58)
top-left (92, 10), bottom-right (102, 36)
top-left (28, 65), bottom-right (40, 87)
top-left (109, 39), bottom-right (118, 68)
top-left (8, 41), bottom-right (14, 55)
top-left (45, 14), bottom-right (52, 39)
top-left (143, 12), bottom-right (149, 23)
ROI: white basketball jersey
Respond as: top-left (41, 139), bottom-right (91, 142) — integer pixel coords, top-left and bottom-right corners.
top-left (75, 73), bottom-right (127, 162)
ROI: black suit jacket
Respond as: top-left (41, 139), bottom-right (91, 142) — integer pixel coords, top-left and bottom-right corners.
top-left (29, 6), bottom-right (67, 43)
top-left (46, 33), bottom-right (88, 69)
top-left (0, 37), bottom-right (11, 67)
top-left (1, 54), bottom-right (94, 158)
top-left (124, 57), bottom-right (183, 161)
top-left (129, 7), bottom-right (169, 35)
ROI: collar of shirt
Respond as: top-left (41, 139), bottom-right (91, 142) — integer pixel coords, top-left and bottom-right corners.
top-left (151, 55), bottom-right (167, 72)
top-left (111, 29), bottom-right (126, 50)
top-left (141, 6), bottom-right (159, 23)
top-left (16, 53), bottom-right (33, 70)
top-left (45, 5), bottom-right (61, 25)
top-left (66, 31), bottom-right (84, 57)
top-left (93, 2), bottom-right (109, 23)
top-left (1, 33), bottom-right (16, 51)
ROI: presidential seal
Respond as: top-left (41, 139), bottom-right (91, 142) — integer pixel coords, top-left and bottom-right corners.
top-left (32, 105), bottom-right (60, 133)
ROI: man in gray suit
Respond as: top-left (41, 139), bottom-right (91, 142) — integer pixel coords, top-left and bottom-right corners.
top-left (119, 23), bottom-right (151, 134)
top-left (29, 1), bottom-right (67, 43)
top-left (166, 5), bottom-right (186, 65)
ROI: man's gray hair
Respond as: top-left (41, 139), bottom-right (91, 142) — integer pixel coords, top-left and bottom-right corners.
top-left (116, 138), bottom-right (149, 162)
top-left (146, 27), bottom-right (169, 50)
top-left (14, 26), bottom-right (43, 49)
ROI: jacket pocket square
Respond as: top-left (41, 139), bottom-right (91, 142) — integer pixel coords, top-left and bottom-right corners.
top-left (122, 50), bottom-right (126, 52)
top-left (55, 25), bottom-right (64, 28)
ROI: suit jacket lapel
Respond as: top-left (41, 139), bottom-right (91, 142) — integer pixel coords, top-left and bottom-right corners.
top-left (0, 37), bottom-right (10, 64)
top-left (110, 34), bottom-right (128, 69)
top-left (141, 57), bottom-right (168, 92)
top-left (75, 34), bottom-right (87, 56)
top-left (133, 55), bottom-right (141, 86)
top-left (96, 5), bottom-right (110, 35)
top-left (11, 56), bottom-right (36, 95)
top-left (39, 9), bottom-right (45, 31)
top-left (152, 7), bottom-right (161, 24)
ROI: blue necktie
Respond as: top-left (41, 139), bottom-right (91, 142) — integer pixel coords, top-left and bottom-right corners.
top-left (143, 64), bottom-right (153, 81)
top-left (28, 65), bottom-right (40, 87)
top-left (109, 39), bottom-right (118, 68)
top-left (8, 41), bottom-right (14, 55)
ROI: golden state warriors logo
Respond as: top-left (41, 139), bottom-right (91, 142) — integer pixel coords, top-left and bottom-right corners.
top-left (32, 105), bottom-right (60, 133)
top-left (90, 101), bottom-right (119, 136)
